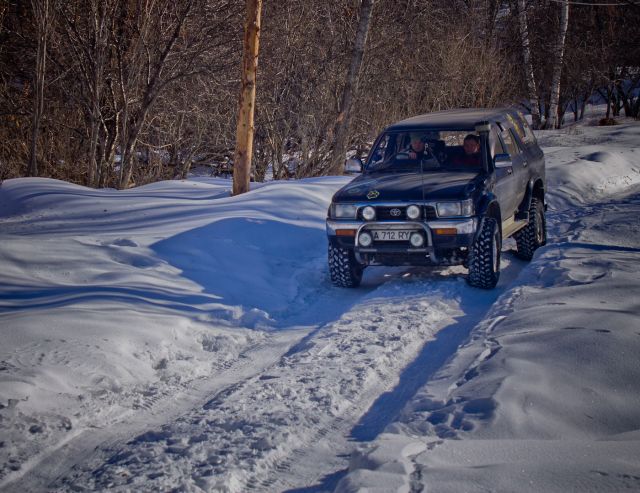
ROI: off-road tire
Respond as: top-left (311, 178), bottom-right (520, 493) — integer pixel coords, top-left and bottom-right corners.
top-left (467, 217), bottom-right (501, 289)
top-left (514, 197), bottom-right (546, 261)
top-left (329, 243), bottom-right (363, 287)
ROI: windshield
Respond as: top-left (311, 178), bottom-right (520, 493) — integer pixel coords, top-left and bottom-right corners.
top-left (365, 130), bottom-right (484, 174)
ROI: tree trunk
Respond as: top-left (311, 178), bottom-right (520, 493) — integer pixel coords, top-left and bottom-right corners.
top-left (87, 93), bottom-right (101, 186)
top-left (29, 0), bottom-right (50, 177)
top-left (545, 0), bottom-right (570, 129)
top-left (612, 88), bottom-right (620, 116)
top-left (98, 113), bottom-right (118, 187)
top-left (631, 84), bottom-right (640, 118)
top-left (517, 0), bottom-right (540, 128)
top-left (327, 0), bottom-right (375, 175)
top-left (579, 96), bottom-right (587, 120)
top-left (232, 0), bottom-right (263, 196)
top-left (87, 1), bottom-right (110, 187)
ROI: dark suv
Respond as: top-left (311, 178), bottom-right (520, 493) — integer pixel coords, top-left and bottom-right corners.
top-left (326, 108), bottom-right (546, 289)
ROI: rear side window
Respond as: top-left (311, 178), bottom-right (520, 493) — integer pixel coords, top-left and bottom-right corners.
top-left (505, 113), bottom-right (532, 147)
top-left (501, 129), bottom-right (521, 158)
top-left (516, 111), bottom-right (536, 145)
top-left (490, 128), bottom-right (505, 157)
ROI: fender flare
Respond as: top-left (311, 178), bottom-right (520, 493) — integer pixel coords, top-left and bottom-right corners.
top-left (520, 177), bottom-right (546, 213)
top-left (474, 193), bottom-right (501, 242)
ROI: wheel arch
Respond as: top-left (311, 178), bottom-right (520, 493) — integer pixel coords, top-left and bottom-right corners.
top-left (520, 178), bottom-right (546, 214)
top-left (475, 194), bottom-right (501, 242)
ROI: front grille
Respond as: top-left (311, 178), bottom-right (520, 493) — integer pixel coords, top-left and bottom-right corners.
top-left (377, 206), bottom-right (407, 220)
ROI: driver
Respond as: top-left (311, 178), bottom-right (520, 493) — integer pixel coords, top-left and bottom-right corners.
top-left (404, 132), bottom-right (427, 160)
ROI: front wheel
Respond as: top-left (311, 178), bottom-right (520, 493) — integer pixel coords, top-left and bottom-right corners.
top-left (328, 243), bottom-right (363, 287)
top-left (514, 197), bottom-right (546, 261)
top-left (467, 217), bottom-right (501, 289)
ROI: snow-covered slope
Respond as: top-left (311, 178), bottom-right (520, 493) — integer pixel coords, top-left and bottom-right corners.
top-left (1, 119), bottom-right (639, 492)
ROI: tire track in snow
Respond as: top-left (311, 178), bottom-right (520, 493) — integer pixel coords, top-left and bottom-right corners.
top-left (49, 268), bottom-right (522, 493)
top-left (0, 332), bottom-right (304, 493)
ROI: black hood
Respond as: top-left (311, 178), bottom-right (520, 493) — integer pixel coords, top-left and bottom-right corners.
top-left (333, 171), bottom-right (481, 202)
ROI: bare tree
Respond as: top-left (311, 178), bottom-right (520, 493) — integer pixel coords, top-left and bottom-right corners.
top-left (517, 0), bottom-right (541, 128)
top-left (115, 1), bottom-right (199, 188)
top-left (546, 0), bottom-right (570, 129)
top-left (59, 0), bottom-right (117, 186)
top-left (28, 0), bottom-right (51, 177)
top-left (327, 0), bottom-right (375, 176)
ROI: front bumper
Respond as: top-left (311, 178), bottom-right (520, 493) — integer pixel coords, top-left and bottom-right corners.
top-left (326, 218), bottom-right (478, 264)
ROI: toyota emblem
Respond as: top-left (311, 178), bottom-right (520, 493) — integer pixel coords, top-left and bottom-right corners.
top-left (390, 208), bottom-right (402, 217)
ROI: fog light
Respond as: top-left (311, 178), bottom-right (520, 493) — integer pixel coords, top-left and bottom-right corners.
top-left (359, 232), bottom-right (373, 247)
top-left (361, 206), bottom-right (376, 221)
top-left (409, 232), bottom-right (425, 247)
top-left (406, 205), bottom-right (421, 220)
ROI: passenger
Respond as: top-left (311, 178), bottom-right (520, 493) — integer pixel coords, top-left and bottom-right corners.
top-left (451, 134), bottom-right (481, 167)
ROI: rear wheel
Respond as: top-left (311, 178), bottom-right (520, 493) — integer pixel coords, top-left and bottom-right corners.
top-left (328, 243), bottom-right (363, 287)
top-left (467, 217), bottom-right (501, 289)
top-left (514, 198), bottom-right (546, 261)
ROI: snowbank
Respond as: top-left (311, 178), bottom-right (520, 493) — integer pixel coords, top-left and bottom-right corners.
top-left (0, 175), bottom-right (352, 484)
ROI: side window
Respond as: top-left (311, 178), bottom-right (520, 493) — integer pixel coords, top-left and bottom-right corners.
top-left (501, 129), bottom-right (520, 158)
top-left (490, 128), bottom-right (506, 157)
top-left (512, 130), bottom-right (526, 153)
top-left (516, 111), bottom-right (536, 145)
top-left (369, 134), bottom-right (391, 167)
top-left (506, 114), bottom-right (525, 142)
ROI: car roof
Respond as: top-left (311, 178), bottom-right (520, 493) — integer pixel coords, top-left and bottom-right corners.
top-left (384, 108), bottom-right (513, 132)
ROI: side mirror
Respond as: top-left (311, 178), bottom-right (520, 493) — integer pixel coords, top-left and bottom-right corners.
top-left (494, 153), bottom-right (512, 168)
top-left (344, 157), bottom-right (363, 174)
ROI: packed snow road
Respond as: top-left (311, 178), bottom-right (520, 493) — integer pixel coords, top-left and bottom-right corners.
top-left (46, 265), bottom-right (531, 492)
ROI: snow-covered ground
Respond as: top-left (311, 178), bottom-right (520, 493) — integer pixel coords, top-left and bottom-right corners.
top-left (1, 118), bottom-right (639, 492)
top-left (336, 121), bottom-right (640, 493)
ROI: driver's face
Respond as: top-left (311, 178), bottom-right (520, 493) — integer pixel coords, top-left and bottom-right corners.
top-left (463, 139), bottom-right (479, 155)
top-left (410, 139), bottom-right (425, 152)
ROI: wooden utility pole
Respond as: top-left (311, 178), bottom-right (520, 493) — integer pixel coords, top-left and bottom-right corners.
top-left (232, 0), bottom-right (262, 196)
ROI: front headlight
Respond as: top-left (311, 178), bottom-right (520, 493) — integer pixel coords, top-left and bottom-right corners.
top-left (332, 203), bottom-right (358, 219)
top-left (436, 199), bottom-right (474, 217)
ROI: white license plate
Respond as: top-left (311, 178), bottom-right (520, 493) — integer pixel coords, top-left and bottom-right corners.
top-left (372, 230), bottom-right (412, 241)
